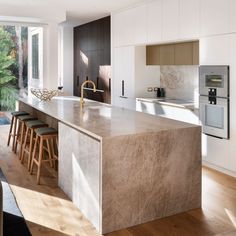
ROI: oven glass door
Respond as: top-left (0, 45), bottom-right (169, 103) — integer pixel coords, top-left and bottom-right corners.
top-left (199, 96), bottom-right (229, 139)
top-left (205, 105), bottom-right (224, 129)
top-left (205, 75), bottom-right (224, 88)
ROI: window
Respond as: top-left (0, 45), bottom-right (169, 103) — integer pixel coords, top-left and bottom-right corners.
top-left (28, 27), bottom-right (43, 89)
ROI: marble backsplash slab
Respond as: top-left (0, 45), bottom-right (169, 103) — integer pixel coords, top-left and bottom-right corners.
top-left (160, 66), bottom-right (199, 102)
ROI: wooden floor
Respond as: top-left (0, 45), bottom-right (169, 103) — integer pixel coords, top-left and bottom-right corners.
top-left (0, 125), bottom-right (236, 236)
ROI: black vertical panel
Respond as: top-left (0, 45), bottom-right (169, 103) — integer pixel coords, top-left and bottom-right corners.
top-left (73, 28), bottom-right (79, 96)
top-left (73, 16), bottom-right (111, 103)
top-left (103, 16), bottom-right (111, 65)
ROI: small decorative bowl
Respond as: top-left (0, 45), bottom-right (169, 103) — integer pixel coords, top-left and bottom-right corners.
top-left (31, 88), bottom-right (58, 101)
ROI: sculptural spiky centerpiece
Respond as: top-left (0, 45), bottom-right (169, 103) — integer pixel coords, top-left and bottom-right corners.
top-left (31, 88), bottom-right (58, 101)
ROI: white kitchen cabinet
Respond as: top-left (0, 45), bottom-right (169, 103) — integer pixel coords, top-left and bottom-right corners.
top-left (162, 0), bottom-right (179, 41)
top-left (112, 4), bottom-right (147, 47)
top-left (200, 0), bottom-right (229, 36)
top-left (229, 0), bottom-right (236, 33)
top-left (113, 10), bottom-right (133, 47)
top-left (136, 100), bottom-right (199, 125)
top-left (179, 0), bottom-right (200, 39)
top-left (228, 34), bottom-right (236, 172)
top-left (229, 34), bottom-right (236, 132)
top-left (113, 46), bottom-right (159, 109)
top-left (199, 35), bottom-right (230, 65)
top-left (131, 4), bottom-right (147, 45)
top-left (113, 96), bottom-right (136, 110)
top-left (113, 46), bottom-right (135, 98)
top-left (147, 0), bottom-right (162, 44)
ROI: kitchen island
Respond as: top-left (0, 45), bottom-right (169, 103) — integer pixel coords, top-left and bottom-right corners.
top-left (19, 96), bottom-right (201, 234)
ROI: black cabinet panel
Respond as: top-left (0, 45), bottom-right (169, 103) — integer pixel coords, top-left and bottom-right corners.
top-left (74, 16), bottom-right (111, 103)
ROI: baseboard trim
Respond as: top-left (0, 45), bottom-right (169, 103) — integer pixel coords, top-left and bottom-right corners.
top-left (202, 160), bottom-right (236, 178)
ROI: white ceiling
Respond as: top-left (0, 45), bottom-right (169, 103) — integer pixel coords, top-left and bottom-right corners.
top-left (0, 0), bottom-right (147, 25)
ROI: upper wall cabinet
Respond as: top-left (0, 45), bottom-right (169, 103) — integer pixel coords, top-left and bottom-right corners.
top-left (113, 5), bottom-right (147, 47)
top-left (160, 44), bottom-right (175, 65)
top-left (147, 41), bottom-right (199, 65)
top-left (229, 0), bottom-right (236, 33)
top-left (200, 0), bottom-right (229, 36)
top-left (113, 10), bottom-right (133, 46)
top-left (146, 46), bottom-right (160, 65)
top-left (179, 0), bottom-right (200, 39)
top-left (199, 35), bottom-right (230, 65)
top-left (147, 0), bottom-right (162, 44)
top-left (162, 0), bottom-right (179, 41)
top-left (174, 42), bottom-right (194, 65)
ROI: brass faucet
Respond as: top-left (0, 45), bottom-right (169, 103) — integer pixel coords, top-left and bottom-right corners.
top-left (80, 80), bottom-right (97, 106)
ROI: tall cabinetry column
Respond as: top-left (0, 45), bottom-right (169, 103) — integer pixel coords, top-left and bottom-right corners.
top-left (74, 16), bottom-right (111, 104)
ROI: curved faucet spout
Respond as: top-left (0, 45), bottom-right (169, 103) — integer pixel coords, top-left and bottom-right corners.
top-left (80, 80), bottom-right (97, 106)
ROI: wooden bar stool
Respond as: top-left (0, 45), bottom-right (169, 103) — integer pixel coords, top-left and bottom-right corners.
top-left (7, 111), bottom-right (29, 151)
top-left (21, 120), bottom-right (48, 171)
top-left (30, 127), bottom-right (58, 184)
top-left (14, 115), bottom-right (37, 156)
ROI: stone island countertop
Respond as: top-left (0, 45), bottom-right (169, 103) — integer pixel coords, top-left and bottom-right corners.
top-left (19, 96), bottom-right (198, 140)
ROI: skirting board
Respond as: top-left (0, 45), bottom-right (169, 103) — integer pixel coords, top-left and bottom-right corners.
top-left (202, 160), bottom-right (236, 178)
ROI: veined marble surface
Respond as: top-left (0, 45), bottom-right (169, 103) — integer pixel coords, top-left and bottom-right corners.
top-left (19, 96), bottom-right (198, 140)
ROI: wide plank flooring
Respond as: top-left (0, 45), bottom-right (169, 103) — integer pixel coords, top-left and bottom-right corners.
top-left (0, 124), bottom-right (236, 236)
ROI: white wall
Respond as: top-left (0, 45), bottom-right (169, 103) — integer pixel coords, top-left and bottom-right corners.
top-left (43, 22), bottom-right (60, 89)
top-left (58, 26), bottom-right (74, 95)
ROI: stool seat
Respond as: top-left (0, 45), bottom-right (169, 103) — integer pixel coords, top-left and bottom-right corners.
top-left (11, 111), bottom-right (29, 117)
top-left (26, 120), bottom-right (47, 128)
top-left (18, 115), bottom-right (37, 122)
top-left (7, 111), bottom-right (30, 150)
top-left (14, 116), bottom-right (37, 154)
top-left (35, 127), bottom-right (57, 136)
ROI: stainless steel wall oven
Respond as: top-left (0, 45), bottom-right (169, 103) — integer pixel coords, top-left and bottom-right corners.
top-left (199, 65), bottom-right (229, 139)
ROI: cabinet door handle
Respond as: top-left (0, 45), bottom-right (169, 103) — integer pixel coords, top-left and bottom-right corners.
top-left (97, 77), bottom-right (99, 89)
top-left (108, 78), bottom-right (111, 92)
top-left (122, 80), bottom-right (124, 96)
top-left (77, 76), bottom-right (79, 86)
top-left (86, 76), bottom-right (88, 88)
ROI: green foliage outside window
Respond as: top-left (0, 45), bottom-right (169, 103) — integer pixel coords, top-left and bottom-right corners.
top-left (0, 25), bottom-right (28, 111)
top-left (0, 27), bottom-right (18, 111)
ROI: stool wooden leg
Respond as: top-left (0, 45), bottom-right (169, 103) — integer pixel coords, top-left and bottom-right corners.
top-left (30, 135), bottom-right (38, 175)
top-left (27, 129), bottom-right (34, 171)
top-left (46, 139), bottom-right (54, 168)
top-left (18, 123), bottom-right (26, 159)
top-left (7, 117), bottom-right (14, 146)
top-left (49, 137), bottom-right (58, 170)
top-left (21, 126), bottom-right (29, 163)
top-left (36, 137), bottom-right (43, 185)
top-left (12, 117), bottom-right (19, 151)
top-left (13, 122), bottom-right (22, 153)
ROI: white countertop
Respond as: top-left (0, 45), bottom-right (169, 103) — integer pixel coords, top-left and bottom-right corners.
top-left (19, 96), bottom-right (198, 139)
